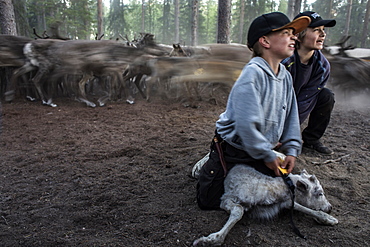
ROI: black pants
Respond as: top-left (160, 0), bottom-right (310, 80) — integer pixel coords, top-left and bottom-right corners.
top-left (302, 88), bottom-right (335, 144)
top-left (196, 133), bottom-right (276, 210)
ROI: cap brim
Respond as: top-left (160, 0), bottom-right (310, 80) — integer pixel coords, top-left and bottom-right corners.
top-left (309, 19), bottom-right (336, 27)
top-left (272, 16), bottom-right (311, 34)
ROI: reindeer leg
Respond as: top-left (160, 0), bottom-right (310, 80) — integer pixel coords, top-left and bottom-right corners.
top-left (144, 76), bottom-right (156, 102)
top-left (194, 81), bottom-right (201, 101)
top-left (193, 201), bottom-right (245, 246)
top-left (31, 69), bottom-right (57, 107)
top-left (133, 74), bottom-right (147, 99)
top-left (184, 81), bottom-right (194, 107)
top-left (111, 73), bottom-right (120, 102)
top-left (78, 72), bottom-right (96, 107)
top-left (294, 203), bottom-right (338, 225)
top-left (97, 76), bottom-right (110, 107)
top-left (184, 80), bottom-right (201, 108)
top-left (7, 62), bottom-right (36, 102)
top-left (117, 71), bottom-right (134, 104)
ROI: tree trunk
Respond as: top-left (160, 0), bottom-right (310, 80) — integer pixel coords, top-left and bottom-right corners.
top-left (0, 0), bottom-right (17, 35)
top-left (217, 0), bottom-right (231, 44)
top-left (191, 0), bottom-right (198, 46)
top-left (238, 0), bottom-right (245, 44)
top-left (344, 0), bottom-right (352, 37)
top-left (141, 0), bottom-right (145, 32)
top-left (0, 0), bottom-right (17, 100)
top-left (97, 0), bottom-right (103, 38)
top-left (294, 0), bottom-right (302, 16)
top-left (287, 0), bottom-right (301, 18)
top-left (325, 0), bottom-right (333, 39)
top-left (361, 0), bottom-right (370, 47)
top-left (174, 0), bottom-right (179, 43)
top-left (287, 0), bottom-right (295, 19)
top-left (13, 0), bottom-right (30, 37)
top-left (161, 0), bottom-right (170, 43)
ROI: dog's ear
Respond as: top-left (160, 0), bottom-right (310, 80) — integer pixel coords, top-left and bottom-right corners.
top-left (296, 180), bottom-right (308, 192)
top-left (300, 169), bottom-right (309, 176)
top-left (309, 175), bottom-right (317, 183)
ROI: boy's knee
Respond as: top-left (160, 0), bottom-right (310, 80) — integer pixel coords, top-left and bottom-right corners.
top-left (320, 88), bottom-right (334, 101)
top-left (318, 88), bottom-right (335, 108)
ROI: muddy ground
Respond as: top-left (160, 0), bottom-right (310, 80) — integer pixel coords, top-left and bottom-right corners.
top-left (0, 87), bottom-right (369, 247)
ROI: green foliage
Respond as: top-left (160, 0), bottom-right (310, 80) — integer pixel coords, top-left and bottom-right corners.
top-left (312, 0), bottom-right (369, 47)
top-left (335, 0), bottom-right (368, 47)
top-left (178, 0), bottom-right (192, 45)
top-left (65, 0), bottom-right (96, 39)
top-left (277, 0), bottom-right (288, 13)
top-left (26, 0), bottom-right (95, 40)
top-left (199, 0), bottom-right (218, 44)
top-left (107, 0), bottom-right (127, 39)
top-left (13, 0), bottom-right (30, 36)
top-left (121, 0), bottom-right (142, 39)
top-left (11, 0), bottom-right (369, 47)
top-left (231, 0), bottom-right (278, 45)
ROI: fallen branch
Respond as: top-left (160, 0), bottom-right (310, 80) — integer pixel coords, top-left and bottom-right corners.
top-left (311, 154), bottom-right (350, 165)
top-left (2, 216), bottom-right (8, 225)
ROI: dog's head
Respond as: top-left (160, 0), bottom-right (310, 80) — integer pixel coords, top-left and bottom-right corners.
top-left (293, 169), bottom-right (332, 213)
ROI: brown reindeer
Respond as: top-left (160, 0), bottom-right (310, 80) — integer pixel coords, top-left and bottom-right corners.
top-left (13, 39), bottom-right (144, 107)
top-left (0, 35), bottom-right (33, 101)
top-left (165, 43), bottom-right (253, 105)
top-left (323, 36), bottom-right (370, 98)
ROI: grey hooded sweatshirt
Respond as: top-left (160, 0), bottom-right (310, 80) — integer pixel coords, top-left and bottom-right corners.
top-left (216, 57), bottom-right (302, 163)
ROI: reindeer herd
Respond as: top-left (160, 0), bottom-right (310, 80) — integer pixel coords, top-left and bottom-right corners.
top-left (0, 33), bottom-right (368, 108)
top-left (0, 33), bottom-right (252, 108)
top-left (323, 36), bottom-right (370, 97)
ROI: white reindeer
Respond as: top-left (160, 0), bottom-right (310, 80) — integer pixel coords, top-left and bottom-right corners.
top-left (193, 156), bottom-right (338, 246)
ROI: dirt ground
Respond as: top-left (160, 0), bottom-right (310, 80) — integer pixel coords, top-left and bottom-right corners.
top-left (0, 86), bottom-right (369, 247)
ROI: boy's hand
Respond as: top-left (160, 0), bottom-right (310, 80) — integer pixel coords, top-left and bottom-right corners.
top-left (265, 159), bottom-right (283, 177)
top-left (265, 155), bottom-right (296, 176)
top-left (281, 155), bottom-right (296, 174)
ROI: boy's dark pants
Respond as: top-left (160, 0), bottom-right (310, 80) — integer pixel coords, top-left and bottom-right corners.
top-left (302, 88), bottom-right (335, 144)
top-left (196, 134), bottom-right (276, 210)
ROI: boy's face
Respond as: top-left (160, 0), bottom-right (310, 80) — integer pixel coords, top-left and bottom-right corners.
top-left (265, 28), bottom-right (297, 59)
top-left (299, 26), bottom-right (326, 51)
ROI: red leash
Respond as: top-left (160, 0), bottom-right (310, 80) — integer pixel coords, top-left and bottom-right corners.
top-left (213, 137), bottom-right (228, 177)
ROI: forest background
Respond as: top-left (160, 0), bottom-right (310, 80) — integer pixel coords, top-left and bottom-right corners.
top-left (3, 0), bottom-right (370, 50)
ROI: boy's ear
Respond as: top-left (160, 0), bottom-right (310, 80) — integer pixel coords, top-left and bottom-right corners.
top-left (259, 36), bottom-right (270, 48)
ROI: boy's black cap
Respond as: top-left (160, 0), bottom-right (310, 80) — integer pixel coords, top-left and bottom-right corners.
top-left (295, 11), bottom-right (336, 28)
top-left (247, 12), bottom-right (311, 49)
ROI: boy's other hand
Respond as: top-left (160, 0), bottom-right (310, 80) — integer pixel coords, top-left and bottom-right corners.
top-left (281, 155), bottom-right (296, 174)
top-left (265, 155), bottom-right (296, 176)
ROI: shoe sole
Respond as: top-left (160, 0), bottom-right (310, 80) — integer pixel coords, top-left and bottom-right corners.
top-left (302, 146), bottom-right (334, 155)
top-left (191, 153), bottom-right (210, 179)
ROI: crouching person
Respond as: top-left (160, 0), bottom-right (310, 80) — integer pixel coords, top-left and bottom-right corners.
top-left (196, 12), bottom-right (309, 210)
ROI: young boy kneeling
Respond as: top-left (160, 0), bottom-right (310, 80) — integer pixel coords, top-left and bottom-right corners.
top-left (196, 12), bottom-right (310, 210)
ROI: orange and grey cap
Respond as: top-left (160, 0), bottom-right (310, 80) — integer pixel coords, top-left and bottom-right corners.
top-left (247, 12), bottom-right (311, 49)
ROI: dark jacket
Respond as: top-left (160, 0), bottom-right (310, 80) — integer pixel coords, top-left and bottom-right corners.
top-left (282, 50), bottom-right (331, 123)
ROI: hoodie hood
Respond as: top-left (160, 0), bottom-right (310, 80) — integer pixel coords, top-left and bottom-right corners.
top-left (248, 57), bottom-right (287, 80)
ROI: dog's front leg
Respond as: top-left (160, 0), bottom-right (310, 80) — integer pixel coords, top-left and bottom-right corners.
top-left (294, 203), bottom-right (339, 225)
top-left (193, 204), bottom-right (244, 246)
